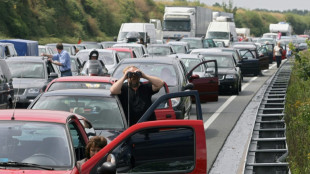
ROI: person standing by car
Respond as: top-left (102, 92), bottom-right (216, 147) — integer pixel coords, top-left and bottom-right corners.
top-left (43, 43), bottom-right (72, 77)
top-left (273, 42), bottom-right (283, 68)
top-left (110, 65), bottom-right (164, 126)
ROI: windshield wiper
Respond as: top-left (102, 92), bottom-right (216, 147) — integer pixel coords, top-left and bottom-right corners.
top-left (0, 161), bottom-right (54, 170)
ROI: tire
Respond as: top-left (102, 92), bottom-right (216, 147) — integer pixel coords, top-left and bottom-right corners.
top-left (234, 82), bottom-right (239, 95)
top-left (239, 80), bottom-right (242, 92)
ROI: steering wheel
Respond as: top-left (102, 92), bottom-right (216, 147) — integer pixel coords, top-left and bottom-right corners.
top-left (23, 153), bottom-right (58, 166)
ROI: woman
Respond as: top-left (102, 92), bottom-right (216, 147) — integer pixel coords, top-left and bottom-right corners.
top-left (273, 42), bottom-right (283, 68)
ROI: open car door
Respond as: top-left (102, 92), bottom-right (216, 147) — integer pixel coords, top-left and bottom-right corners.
top-left (257, 47), bottom-right (269, 70)
top-left (186, 60), bottom-right (219, 102)
top-left (238, 49), bottom-right (260, 76)
top-left (154, 82), bottom-right (176, 120)
top-left (81, 91), bottom-right (207, 174)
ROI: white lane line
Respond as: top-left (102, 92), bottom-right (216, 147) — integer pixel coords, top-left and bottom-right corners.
top-left (204, 64), bottom-right (278, 130)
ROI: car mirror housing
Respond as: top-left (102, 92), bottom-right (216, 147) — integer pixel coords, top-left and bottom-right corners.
top-left (48, 73), bottom-right (58, 80)
top-left (182, 83), bottom-right (194, 91)
top-left (97, 162), bottom-right (116, 174)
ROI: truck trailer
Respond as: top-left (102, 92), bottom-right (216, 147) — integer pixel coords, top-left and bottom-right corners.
top-left (269, 22), bottom-right (293, 36)
top-left (162, 6), bottom-right (212, 40)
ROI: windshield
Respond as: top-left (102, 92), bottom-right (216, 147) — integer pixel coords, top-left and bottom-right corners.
top-left (0, 121), bottom-right (71, 168)
top-left (180, 58), bottom-right (203, 72)
top-left (202, 55), bottom-right (234, 68)
top-left (118, 32), bottom-right (146, 42)
top-left (207, 32), bottom-right (229, 40)
top-left (148, 46), bottom-right (171, 56)
top-left (7, 62), bottom-right (45, 79)
top-left (47, 82), bottom-right (111, 91)
top-left (113, 63), bottom-right (177, 86)
top-left (32, 96), bottom-right (124, 130)
top-left (180, 39), bottom-right (203, 49)
top-left (163, 19), bottom-right (190, 31)
top-left (171, 45), bottom-right (186, 54)
top-left (117, 51), bottom-right (132, 60)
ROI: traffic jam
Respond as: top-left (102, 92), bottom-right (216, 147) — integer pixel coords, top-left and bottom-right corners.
top-left (0, 5), bottom-right (306, 174)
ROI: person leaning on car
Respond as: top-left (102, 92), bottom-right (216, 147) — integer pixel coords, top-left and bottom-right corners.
top-left (110, 65), bottom-right (164, 126)
top-left (42, 43), bottom-right (72, 77)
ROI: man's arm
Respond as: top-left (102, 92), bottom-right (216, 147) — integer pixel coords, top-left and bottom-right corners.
top-left (142, 72), bottom-right (164, 92)
top-left (110, 74), bottom-right (127, 95)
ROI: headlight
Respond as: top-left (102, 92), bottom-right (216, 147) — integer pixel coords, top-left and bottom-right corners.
top-left (28, 88), bottom-right (40, 93)
top-left (225, 74), bottom-right (236, 79)
top-left (171, 97), bottom-right (181, 107)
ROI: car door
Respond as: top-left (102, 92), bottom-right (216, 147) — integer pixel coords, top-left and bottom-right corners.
top-left (238, 49), bottom-right (260, 76)
top-left (154, 82), bottom-right (176, 120)
top-left (81, 91), bottom-right (207, 174)
top-left (256, 48), bottom-right (269, 70)
top-left (186, 60), bottom-right (219, 102)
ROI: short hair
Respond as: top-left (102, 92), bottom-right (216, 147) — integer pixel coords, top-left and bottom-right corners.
top-left (122, 65), bottom-right (138, 74)
top-left (85, 136), bottom-right (107, 159)
top-left (56, 43), bottom-right (63, 50)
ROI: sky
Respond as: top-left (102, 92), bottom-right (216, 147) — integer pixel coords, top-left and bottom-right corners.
top-left (199, 0), bottom-right (310, 11)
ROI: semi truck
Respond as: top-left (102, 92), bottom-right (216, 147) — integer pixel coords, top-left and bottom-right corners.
top-left (162, 6), bottom-right (212, 40)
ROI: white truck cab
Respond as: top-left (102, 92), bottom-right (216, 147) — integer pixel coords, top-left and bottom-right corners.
top-left (117, 23), bottom-right (157, 44)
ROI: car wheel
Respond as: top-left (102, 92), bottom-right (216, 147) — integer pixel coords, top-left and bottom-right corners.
top-left (234, 83), bottom-right (239, 95)
top-left (239, 80), bottom-right (242, 92)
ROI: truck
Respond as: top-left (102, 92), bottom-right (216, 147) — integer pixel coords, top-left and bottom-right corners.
top-left (150, 19), bottom-right (163, 41)
top-left (236, 28), bottom-right (250, 38)
top-left (117, 23), bottom-right (157, 44)
top-left (0, 39), bottom-right (38, 56)
top-left (162, 6), bottom-right (212, 40)
top-left (269, 22), bottom-right (293, 36)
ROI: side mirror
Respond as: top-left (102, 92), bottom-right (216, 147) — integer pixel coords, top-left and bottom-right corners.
top-left (190, 74), bottom-right (200, 80)
top-left (97, 162), bottom-right (116, 174)
top-left (182, 83), bottom-right (194, 91)
top-left (143, 54), bottom-right (149, 58)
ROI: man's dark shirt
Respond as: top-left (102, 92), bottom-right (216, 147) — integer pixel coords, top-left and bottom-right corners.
top-left (118, 82), bottom-right (159, 126)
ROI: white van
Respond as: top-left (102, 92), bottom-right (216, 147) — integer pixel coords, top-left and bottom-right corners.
top-left (117, 23), bottom-right (157, 44)
top-left (206, 19), bottom-right (237, 47)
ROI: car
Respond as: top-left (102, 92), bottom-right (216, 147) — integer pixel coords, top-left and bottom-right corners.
top-left (111, 57), bottom-right (193, 119)
top-left (44, 76), bottom-right (113, 92)
top-left (76, 49), bottom-right (121, 75)
top-left (5, 56), bottom-right (60, 107)
top-left (0, 91), bottom-right (207, 173)
top-left (100, 41), bottom-right (117, 49)
top-left (147, 44), bottom-right (176, 57)
top-left (167, 41), bottom-right (190, 54)
top-left (233, 44), bottom-right (269, 76)
top-left (112, 43), bottom-right (148, 58)
top-left (106, 47), bottom-right (138, 60)
top-left (204, 38), bottom-right (217, 48)
top-left (199, 52), bottom-right (242, 95)
top-left (215, 40), bottom-right (225, 47)
top-left (70, 56), bottom-right (83, 76)
top-left (28, 89), bottom-right (127, 137)
top-left (46, 43), bottom-right (78, 56)
top-left (180, 37), bottom-right (204, 51)
top-left (80, 41), bottom-right (103, 49)
top-left (174, 54), bottom-right (219, 102)
top-left (0, 59), bottom-right (14, 108)
top-left (38, 45), bottom-right (54, 56)
top-left (0, 43), bottom-right (18, 58)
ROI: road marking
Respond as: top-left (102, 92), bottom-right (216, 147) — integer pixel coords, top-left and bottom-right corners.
top-left (204, 63), bottom-right (277, 130)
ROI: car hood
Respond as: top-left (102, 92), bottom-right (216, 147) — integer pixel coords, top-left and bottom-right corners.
top-left (218, 67), bottom-right (236, 75)
top-left (12, 78), bottom-right (47, 89)
top-left (95, 129), bottom-right (124, 143)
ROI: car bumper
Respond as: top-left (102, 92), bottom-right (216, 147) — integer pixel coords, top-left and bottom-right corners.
top-left (219, 79), bottom-right (238, 91)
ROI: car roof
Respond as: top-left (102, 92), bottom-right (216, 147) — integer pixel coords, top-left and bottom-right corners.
top-left (113, 43), bottom-right (143, 47)
top-left (233, 44), bottom-right (257, 49)
top-left (50, 76), bottom-right (111, 83)
top-left (199, 51), bottom-right (233, 56)
top-left (42, 89), bottom-right (113, 97)
top-left (174, 54), bottom-right (199, 59)
top-left (0, 109), bottom-right (74, 123)
top-left (106, 48), bottom-right (133, 52)
top-left (148, 44), bottom-right (171, 47)
top-left (77, 49), bottom-right (113, 53)
top-left (120, 57), bottom-right (177, 64)
top-left (5, 56), bottom-right (46, 62)
top-left (168, 41), bottom-right (189, 46)
top-left (46, 43), bottom-right (73, 46)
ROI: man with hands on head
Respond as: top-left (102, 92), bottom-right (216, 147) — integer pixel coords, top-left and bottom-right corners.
top-left (42, 43), bottom-right (72, 77)
top-left (110, 65), bottom-right (164, 126)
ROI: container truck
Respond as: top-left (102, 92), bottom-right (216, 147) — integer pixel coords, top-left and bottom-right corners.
top-left (269, 22), bottom-right (293, 36)
top-left (162, 6), bottom-right (212, 40)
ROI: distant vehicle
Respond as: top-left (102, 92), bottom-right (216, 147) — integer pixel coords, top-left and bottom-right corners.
top-left (100, 41), bottom-right (117, 49)
top-left (162, 6), bottom-right (212, 40)
top-left (150, 18), bottom-right (163, 40)
top-left (106, 47), bottom-right (138, 60)
top-left (0, 59), bottom-right (14, 108)
top-left (38, 45), bottom-right (54, 56)
top-left (70, 56), bottom-right (83, 76)
top-left (180, 37), bottom-right (205, 50)
top-left (262, 33), bottom-right (278, 40)
top-left (80, 41), bottom-right (103, 49)
top-left (206, 19), bottom-right (238, 47)
top-left (117, 23), bottom-right (157, 44)
top-left (215, 41), bottom-right (225, 47)
top-left (236, 28), bottom-right (250, 38)
top-left (168, 41), bottom-right (190, 54)
top-left (112, 43), bottom-right (148, 58)
top-left (147, 44), bottom-right (176, 57)
top-left (0, 43), bottom-right (18, 59)
top-left (6, 57), bottom-right (60, 107)
top-left (76, 49), bottom-right (120, 75)
top-left (0, 39), bottom-right (38, 56)
top-left (269, 22), bottom-right (293, 37)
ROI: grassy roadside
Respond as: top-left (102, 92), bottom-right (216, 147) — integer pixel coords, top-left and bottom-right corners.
top-left (285, 41), bottom-right (310, 173)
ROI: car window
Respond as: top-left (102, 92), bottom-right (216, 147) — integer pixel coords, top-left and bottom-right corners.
top-left (32, 96), bottom-right (125, 130)
top-left (148, 47), bottom-right (171, 56)
top-left (7, 62), bottom-right (45, 79)
top-left (68, 121), bottom-right (87, 161)
top-left (117, 51), bottom-right (132, 60)
top-left (0, 121), bottom-right (71, 168)
top-left (180, 58), bottom-right (203, 72)
top-left (47, 82), bottom-right (112, 91)
top-left (202, 55), bottom-right (234, 68)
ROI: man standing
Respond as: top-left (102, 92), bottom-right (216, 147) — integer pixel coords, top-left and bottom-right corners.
top-left (43, 43), bottom-right (72, 77)
top-left (110, 65), bottom-right (164, 126)
top-left (273, 42), bottom-right (283, 68)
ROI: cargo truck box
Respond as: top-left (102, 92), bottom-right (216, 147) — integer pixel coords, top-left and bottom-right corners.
top-left (0, 39), bottom-right (38, 56)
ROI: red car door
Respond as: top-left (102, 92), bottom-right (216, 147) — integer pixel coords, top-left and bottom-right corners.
top-left (154, 82), bottom-right (176, 120)
top-left (186, 60), bottom-right (219, 102)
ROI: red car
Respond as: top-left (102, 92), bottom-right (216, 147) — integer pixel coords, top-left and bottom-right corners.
top-left (0, 91), bottom-right (207, 174)
top-left (106, 47), bottom-right (138, 60)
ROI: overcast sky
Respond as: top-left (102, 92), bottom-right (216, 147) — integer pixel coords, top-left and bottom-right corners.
top-left (200, 0), bottom-right (310, 11)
